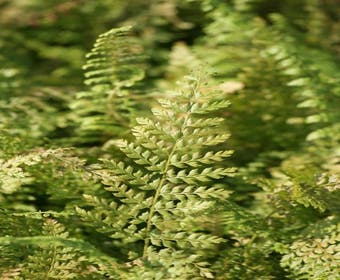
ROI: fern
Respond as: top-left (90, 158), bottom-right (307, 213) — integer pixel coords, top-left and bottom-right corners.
top-left (70, 26), bottom-right (146, 145)
top-left (77, 73), bottom-right (235, 279)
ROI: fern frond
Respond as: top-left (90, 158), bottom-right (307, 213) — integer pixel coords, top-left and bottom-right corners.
top-left (70, 26), bottom-right (146, 145)
top-left (77, 73), bottom-right (235, 278)
top-left (83, 26), bottom-right (145, 88)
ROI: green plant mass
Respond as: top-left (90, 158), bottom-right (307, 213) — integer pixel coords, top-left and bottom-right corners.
top-left (0, 0), bottom-right (339, 279)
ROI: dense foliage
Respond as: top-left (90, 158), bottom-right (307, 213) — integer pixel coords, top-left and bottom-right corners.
top-left (0, 0), bottom-right (339, 279)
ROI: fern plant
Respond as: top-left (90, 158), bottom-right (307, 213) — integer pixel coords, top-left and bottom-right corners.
top-left (76, 73), bottom-right (235, 279)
